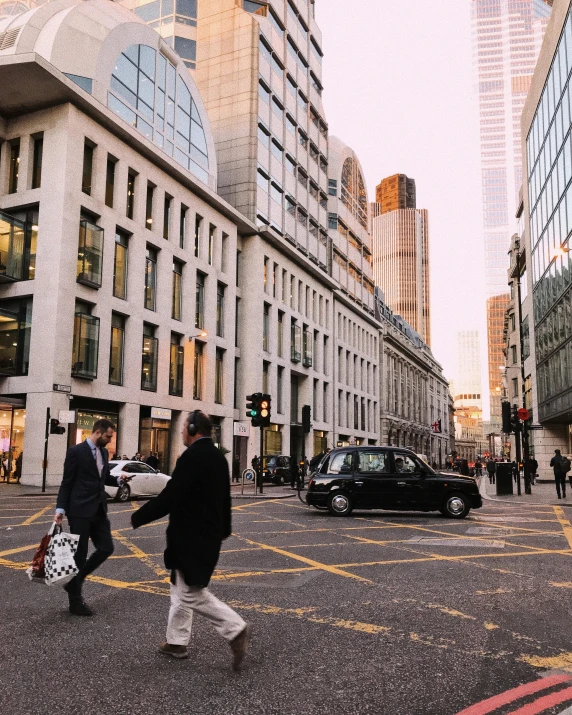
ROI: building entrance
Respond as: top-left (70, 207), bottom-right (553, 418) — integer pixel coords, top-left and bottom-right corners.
top-left (0, 404), bottom-right (25, 483)
top-left (139, 418), bottom-right (171, 473)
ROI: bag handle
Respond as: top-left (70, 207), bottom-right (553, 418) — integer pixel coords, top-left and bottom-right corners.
top-left (48, 522), bottom-right (61, 537)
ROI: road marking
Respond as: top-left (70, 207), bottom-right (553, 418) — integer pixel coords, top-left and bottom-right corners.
top-left (236, 535), bottom-right (375, 584)
top-left (519, 651), bottom-right (572, 671)
top-left (455, 674), bottom-right (572, 715)
top-left (504, 685), bottom-right (572, 714)
top-left (407, 537), bottom-right (506, 548)
top-left (427, 604), bottom-right (476, 620)
top-left (111, 530), bottom-right (167, 578)
top-left (19, 503), bottom-right (53, 526)
top-left (0, 544), bottom-right (38, 558)
top-left (553, 506), bottom-right (572, 550)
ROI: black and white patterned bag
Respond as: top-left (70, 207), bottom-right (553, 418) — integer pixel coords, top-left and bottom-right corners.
top-left (44, 526), bottom-right (80, 586)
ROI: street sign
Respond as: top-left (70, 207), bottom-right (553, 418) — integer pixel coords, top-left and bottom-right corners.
top-left (517, 408), bottom-right (530, 421)
top-left (53, 384), bottom-right (71, 393)
top-left (243, 469), bottom-right (255, 482)
top-left (528, 424), bottom-right (544, 430)
top-left (234, 421), bottom-right (251, 437)
top-left (58, 410), bottom-right (76, 424)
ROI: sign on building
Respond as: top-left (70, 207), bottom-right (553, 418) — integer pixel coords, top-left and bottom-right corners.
top-left (234, 421), bottom-right (251, 437)
top-left (58, 410), bottom-right (76, 424)
top-left (151, 407), bottom-right (172, 420)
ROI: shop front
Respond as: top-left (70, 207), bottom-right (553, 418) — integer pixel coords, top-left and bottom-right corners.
top-left (313, 430), bottom-right (328, 457)
top-left (0, 398), bottom-right (25, 483)
top-left (68, 399), bottom-right (120, 460)
top-left (139, 406), bottom-right (172, 474)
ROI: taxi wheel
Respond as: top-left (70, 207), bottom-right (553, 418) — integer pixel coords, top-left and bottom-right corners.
top-left (115, 484), bottom-right (131, 502)
top-left (327, 492), bottom-right (353, 517)
top-left (440, 492), bottom-right (469, 519)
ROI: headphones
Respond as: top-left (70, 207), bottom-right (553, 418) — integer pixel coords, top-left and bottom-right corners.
top-left (187, 410), bottom-right (198, 436)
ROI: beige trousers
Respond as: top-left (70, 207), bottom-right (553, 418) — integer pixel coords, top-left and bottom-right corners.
top-left (166, 570), bottom-right (246, 646)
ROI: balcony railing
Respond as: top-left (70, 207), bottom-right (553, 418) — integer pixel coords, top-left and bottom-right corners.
top-left (72, 312), bottom-right (100, 379)
top-left (0, 211), bottom-right (31, 283)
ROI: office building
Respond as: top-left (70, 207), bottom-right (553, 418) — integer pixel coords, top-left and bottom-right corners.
top-left (521, 0), bottom-right (572, 477)
top-left (371, 205), bottom-right (431, 346)
top-left (375, 174), bottom-right (416, 215)
top-left (454, 330), bottom-right (482, 410)
top-left (471, 0), bottom-right (552, 425)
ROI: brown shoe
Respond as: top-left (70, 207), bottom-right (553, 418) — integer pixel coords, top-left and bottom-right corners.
top-left (230, 623), bottom-right (252, 671)
top-left (158, 642), bottom-right (189, 659)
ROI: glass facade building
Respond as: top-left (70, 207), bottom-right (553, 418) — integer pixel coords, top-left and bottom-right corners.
top-left (527, 6), bottom-right (572, 421)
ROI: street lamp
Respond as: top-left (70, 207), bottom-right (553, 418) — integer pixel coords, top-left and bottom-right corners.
top-left (189, 329), bottom-right (208, 341)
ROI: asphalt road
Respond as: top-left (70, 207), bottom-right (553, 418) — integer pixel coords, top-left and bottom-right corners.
top-left (3, 489), bottom-right (572, 715)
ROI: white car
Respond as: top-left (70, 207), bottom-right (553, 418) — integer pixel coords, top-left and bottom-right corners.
top-left (105, 460), bottom-right (171, 502)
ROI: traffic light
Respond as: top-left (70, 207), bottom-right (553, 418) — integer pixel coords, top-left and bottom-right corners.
top-left (501, 401), bottom-right (513, 434)
top-left (302, 405), bottom-right (311, 433)
top-left (246, 393), bottom-right (271, 427)
top-left (50, 419), bottom-right (65, 435)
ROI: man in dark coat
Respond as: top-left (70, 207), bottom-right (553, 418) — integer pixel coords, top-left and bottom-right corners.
top-left (551, 449), bottom-right (568, 499)
top-left (131, 410), bottom-right (251, 668)
top-left (146, 452), bottom-right (159, 470)
top-left (486, 459), bottom-right (496, 484)
top-left (54, 419), bottom-right (127, 616)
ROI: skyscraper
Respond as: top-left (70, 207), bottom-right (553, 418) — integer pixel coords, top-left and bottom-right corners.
top-left (471, 0), bottom-right (552, 424)
top-left (375, 174), bottom-right (416, 215)
top-left (454, 330), bottom-right (482, 409)
top-left (371, 204), bottom-right (431, 346)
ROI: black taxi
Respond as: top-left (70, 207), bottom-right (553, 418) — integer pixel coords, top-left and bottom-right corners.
top-left (306, 447), bottom-right (482, 519)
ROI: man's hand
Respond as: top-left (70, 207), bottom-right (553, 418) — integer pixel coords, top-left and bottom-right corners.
top-left (53, 512), bottom-right (63, 525)
top-left (119, 474), bottom-right (133, 485)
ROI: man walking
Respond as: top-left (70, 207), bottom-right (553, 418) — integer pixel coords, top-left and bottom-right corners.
top-left (54, 419), bottom-right (127, 616)
top-left (550, 449), bottom-right (568, 499)
top-left (131, 410), bottom-right (251, 669)
top-left (527, 455), bottom-right (538, 486)
top-left (486, 458), bottom-right (496, 485)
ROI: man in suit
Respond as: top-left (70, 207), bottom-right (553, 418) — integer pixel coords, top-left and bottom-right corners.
top-left (54, 419), bottom-right (127, 616)
top-left (131, 410), bottom-right (251, 670)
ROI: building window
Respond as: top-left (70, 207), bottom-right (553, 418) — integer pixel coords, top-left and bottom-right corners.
top-left (72, 304), bottom-right (99, 379)
top-left (163, 195), bottom-right (172, 239)
top-left (0, 210), bottom-right (32, 282)
top-left (145, 246), bottom-right (157, 311)
top-left (180, 205), bottom-right (188, 249)
top-left (8, 141), bottom-right (20, 195)
top-left (172, 260), bottom-right (183, 320)
top-left (215, 348), bottom-right (224, 403)
top-left (277, 366), bottom-right (283, 413)
top-left (263, 303), bottom-right (270, 351)
top-left (193, 341), bottom-right (204, 399)
top-left (291, 322), bottom-right (301, 362)
top-left (105, 157), bottom-right (116, 208)
top-left (113, 229), bottom-right (128, 299)
top-left (141, 323), bottom-right (158, 391)
top-left (126, 171), bottom-right (136, 219)
top-left (262, 360), bottom-right (269, 394)
top-left (109, 313), bottom-right (125, 385)
top-left (234, 357), bottom-right (239, 409)
top-left (511, 345), bottom-right (517, 364)
top-left (81, 141), bottom-right (94, 195)
top-left (0, 299), bottom-right (32, 376)
top-left (216, 282), bottom-right (225, 337)
top-left (195, 271), bottom-right (205, 329)
top-left (303, 328), bottom-right (313, 367)
top-left (194, 214), bottom-right (202, 257)
top-left (323, 383), bottom-right (328, 422)
top-left (277, 311), bottom-right (283, 357)
top-left (208, 224), bottom-right (215, 265)
top-left (221, 232), bottom-right (228, 273)
top-left (77, 218), bottom-right (104, 289)
top-left (146, 183), bottom-right (154, 229)
top-left (512, 377), bottom-right (519, 398)
top-left (169, 333), bottom-right (184, 396)
top-left (31, 136), bottom-right (43, 190)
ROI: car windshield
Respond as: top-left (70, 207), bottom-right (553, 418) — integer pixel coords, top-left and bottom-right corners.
top-left (109, 462), bottom-right (118, 469)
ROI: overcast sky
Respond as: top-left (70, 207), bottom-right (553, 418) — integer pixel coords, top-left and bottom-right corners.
top-left (316, 0), bottom-right (488, 397)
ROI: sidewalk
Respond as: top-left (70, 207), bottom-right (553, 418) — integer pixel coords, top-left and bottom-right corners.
top-left (480, 474), bottom-right (572, 507)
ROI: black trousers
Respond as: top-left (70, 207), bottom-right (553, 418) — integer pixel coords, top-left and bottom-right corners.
top-left (487, 471), bottom-right (495, 484)
top-left (555, 474), bottom-right (567, 498)
top-left (67, 505), bottom-right (114, 592)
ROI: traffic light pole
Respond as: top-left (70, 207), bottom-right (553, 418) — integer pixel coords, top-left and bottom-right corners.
top-left (258, 427), bottom-right (264, 495)
top-left (41, 407), bottom-right (50, 493)
top-left (513, 406), bottom-right (522, 496)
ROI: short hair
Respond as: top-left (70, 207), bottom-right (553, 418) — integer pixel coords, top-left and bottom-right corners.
top-left (93, 419), bottom-right (116, 433)
top-left (187, 410), bottom-right (212, 436)
top-left (555, 449), bottom-right (562, 455)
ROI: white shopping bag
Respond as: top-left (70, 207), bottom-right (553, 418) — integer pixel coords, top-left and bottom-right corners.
top-left (44, 526), bottom-right (80, 586)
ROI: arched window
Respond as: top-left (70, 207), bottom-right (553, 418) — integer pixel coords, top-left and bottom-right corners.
top-left (341, 157), bottom-right (368, 229)
top-left (108, 44), bottom-right (209, 183)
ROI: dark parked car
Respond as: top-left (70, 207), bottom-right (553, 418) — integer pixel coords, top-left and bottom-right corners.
top-left (262, 455), bottom-right (292, 485)
top-left (306, 447), bottom-right (482, 519)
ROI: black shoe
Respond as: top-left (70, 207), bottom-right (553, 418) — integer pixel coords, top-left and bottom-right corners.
top-left (63, 577), bottom-right (80, 596)
top-left (68, 599), bottom-right (94, 617)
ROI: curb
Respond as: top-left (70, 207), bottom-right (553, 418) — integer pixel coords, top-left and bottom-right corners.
top-left (232, 493), bottom-right (296, 500)
top-left (479, 478), bottom-right (572, 508)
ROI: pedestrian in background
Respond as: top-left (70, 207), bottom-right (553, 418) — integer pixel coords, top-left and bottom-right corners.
top-left (54, 419), bottom-right (129, 616)
top-left (527, 455), bottom-right (538, 486)
top-left (486, 459), bottom-right (496, 484)
top-left (146, 452), bottom-right (159, 470)
top-left (131, 410), bottom-right (251, 668)
top-left (290, 455), bottom-right (299, 490)
top-left (550, 449), bottom-right (568, 499)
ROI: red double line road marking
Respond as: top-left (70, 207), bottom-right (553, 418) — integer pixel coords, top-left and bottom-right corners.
top-left (456, 675), bottom-right (572, 715)
top-left (505, 685), bottom-right (572, 714)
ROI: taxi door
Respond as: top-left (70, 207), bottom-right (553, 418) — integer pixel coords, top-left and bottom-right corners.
top-left (389, 452), bottom-right (428, 506)
top-left (354, 450), bottom-right (397, 508)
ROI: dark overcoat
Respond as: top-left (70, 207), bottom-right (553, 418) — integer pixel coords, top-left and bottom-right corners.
top-left (131, 438), bottom-right (231, 587)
